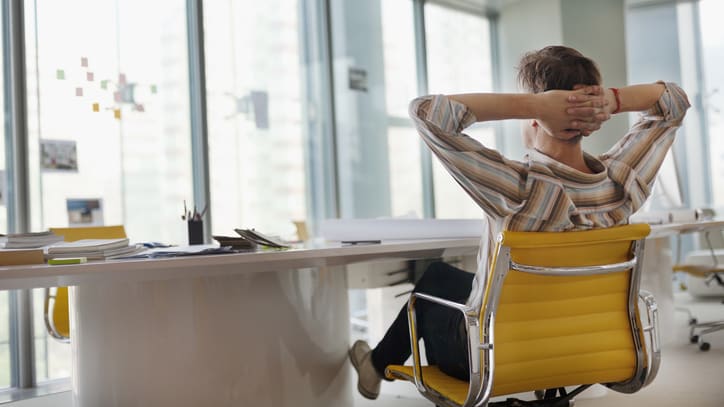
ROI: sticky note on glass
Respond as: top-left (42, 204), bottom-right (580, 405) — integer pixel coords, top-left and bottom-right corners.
top-left (118, 73), bottom-right (127, 85)
top-left (56, 69), bottom-right (65, 80)
top-left (92, 103), bottom-right (100, 112)
top-left (114, 108), bottom-right (122, 119)
top-left (150, 84), bottom-right (157, 94)
top-left (87, 72), bottom-right (94, 81)
top-left (81, 57), bottom-right (88, 67)
top-left (100, 80), bottom-right (108, 90)
top-left (75, 87), bottom-right (83, 97)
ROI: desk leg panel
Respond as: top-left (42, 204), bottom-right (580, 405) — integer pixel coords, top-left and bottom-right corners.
top-left (69, 266), bottom-right (352, 407)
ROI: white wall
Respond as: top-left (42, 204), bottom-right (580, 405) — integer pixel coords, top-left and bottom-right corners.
top-left (496, 0), bottom-right (628, 158)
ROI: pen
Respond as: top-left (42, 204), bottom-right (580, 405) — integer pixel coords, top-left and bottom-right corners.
top-left (341, 240), bottom-right (382, 245)
top-left (182, 200), bottom-right (188, 220)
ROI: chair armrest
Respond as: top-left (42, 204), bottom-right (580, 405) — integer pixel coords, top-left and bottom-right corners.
top-left (638, 289), bottom-right (661, 387)
top-left (406, 292), bottom-right (483, 406)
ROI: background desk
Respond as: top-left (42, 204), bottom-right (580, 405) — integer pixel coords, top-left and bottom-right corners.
top-left (0, 238), bottom-right (478, 407)
top-left (642, 220), bottom-right (724, 342)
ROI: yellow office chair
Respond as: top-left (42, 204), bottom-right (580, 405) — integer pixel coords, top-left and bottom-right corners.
top-left (386, 224), bottom-right (659, 407)
top-left (44, 225), bottom-right (128, 342)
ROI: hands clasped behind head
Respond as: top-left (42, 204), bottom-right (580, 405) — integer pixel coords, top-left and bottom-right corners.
top-left (536, 85), bottom-right (610, 140)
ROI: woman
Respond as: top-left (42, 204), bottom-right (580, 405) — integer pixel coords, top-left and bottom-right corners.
top-left (349, 45), bottom-right (690, 400)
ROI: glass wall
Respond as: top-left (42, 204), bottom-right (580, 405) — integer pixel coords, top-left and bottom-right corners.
top-left (204, 0), bottom-right (307, 240)
top-left (26, 0), bottom-right (192, 245)
top-left (23, 0), bottom-right (192, 383)
top-left (699, 0), bottom-right (724, 207)
top-left (424, 3), bottom-right (494, 219)
top-left (381, 0), bottom-right (423, 218)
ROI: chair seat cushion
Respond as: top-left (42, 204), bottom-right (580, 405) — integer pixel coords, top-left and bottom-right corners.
top-left (386, 365), bottom-right (468, 406)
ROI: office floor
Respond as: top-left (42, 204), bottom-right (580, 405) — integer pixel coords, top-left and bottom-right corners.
top-left (353, 292), bottom-right (724, 407)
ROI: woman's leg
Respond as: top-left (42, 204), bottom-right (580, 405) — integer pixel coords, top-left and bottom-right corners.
top-left (369, 261), bottom-right (473, 378)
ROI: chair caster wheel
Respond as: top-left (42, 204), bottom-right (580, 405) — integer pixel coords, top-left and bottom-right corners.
top-left (690, 335), bottom-right (699, 344)
top-left (700, 342), bottom-right (710, 351)
top-left (534, 390), bottom-right (545, 400)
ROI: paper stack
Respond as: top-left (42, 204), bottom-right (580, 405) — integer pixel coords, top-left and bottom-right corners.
top-left (4, 231), bottom-right (64, 249)
top-left (213, 236), bottom-right (257, 251)
top-left (46, 238), bottom-right (144, 261)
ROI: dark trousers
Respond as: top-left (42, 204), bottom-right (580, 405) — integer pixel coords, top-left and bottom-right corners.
top-left (370, 261), bottom-right (473, 381)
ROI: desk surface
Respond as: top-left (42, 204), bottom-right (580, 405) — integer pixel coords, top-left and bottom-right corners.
top-left (0, 238), bottom-right (480, 290)
top-left (647, 219), bottom-right (724, 238)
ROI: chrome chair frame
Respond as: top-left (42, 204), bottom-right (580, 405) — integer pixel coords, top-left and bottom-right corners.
top-left (43, 287), bottom-right (70, 343)
top-left (404, 236), bottom-right (660, 407)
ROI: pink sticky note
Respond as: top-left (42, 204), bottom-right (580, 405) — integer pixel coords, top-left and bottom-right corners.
top-left (86, 72), bottom-right (94, 81)
top-left (81, 57), bottom-right (88, 67)
top-left (113, 91), bottom-right (121, 102)
top-left (118, 73), bottom-right (127, 85)
top-left (75, 87), bottom-right (83, 97)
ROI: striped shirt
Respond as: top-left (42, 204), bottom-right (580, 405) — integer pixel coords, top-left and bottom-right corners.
top-left (409, 82), bottom-right (690, 306)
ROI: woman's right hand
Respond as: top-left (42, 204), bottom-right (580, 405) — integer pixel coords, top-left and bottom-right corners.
top-left (535, 86), bottom-right (610, 139)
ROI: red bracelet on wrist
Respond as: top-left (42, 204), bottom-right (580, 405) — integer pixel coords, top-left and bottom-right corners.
top-left (610, 87), bottom-right (621, 114)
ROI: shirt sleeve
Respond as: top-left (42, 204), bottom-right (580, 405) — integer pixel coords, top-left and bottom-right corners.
top-left (408, 95), bottom-right (528, 219)
top-left (601, 82), bottom-right (690, 210)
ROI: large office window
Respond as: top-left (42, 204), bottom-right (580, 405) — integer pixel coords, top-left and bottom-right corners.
top-left (698, 0), bottom-right (724, 207)
top-left (23, 0), bottom-right (192, 382)
top-left (26, 0), bottom-right (192, 244)
top-left (204, 0), bottom-right (307, 239)
top-left (381, 0), bottom-right (423, 218)
top-left (425, 3), bottom-right (494, 219)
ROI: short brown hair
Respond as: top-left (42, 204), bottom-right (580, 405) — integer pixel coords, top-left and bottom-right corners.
top-left (517, 46), bottom-right (601, 93)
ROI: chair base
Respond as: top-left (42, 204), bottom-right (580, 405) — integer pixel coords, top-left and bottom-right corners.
top-left (487, 385), bottom-right (589, 407)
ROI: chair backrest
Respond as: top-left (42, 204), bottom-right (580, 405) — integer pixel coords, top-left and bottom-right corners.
top-left (45, 225), bottom-right (128, 341)
top-left (477, 224), bottom-right (651, 399)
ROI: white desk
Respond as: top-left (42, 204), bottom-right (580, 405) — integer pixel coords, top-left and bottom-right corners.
top-left (0, 238), bottom-right (479, 407)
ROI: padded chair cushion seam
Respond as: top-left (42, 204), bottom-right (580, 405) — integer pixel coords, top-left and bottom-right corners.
top-left (495, 309), bottom-right (625, 324)
top-left (495, 347), bottom-right (635, 366)
top-left (498, 291), bottom-right (628, 305)
top-left (495, 329), bottom-right (634, 349)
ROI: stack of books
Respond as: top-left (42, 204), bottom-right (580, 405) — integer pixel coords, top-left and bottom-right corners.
top-left (45, 238), bottom-right (144, 261)
top-left (4, 231), bottom-right (64, 249)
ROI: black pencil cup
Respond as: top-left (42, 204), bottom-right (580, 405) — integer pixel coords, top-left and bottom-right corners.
top-left (187, 220), bottom-right (204, 245)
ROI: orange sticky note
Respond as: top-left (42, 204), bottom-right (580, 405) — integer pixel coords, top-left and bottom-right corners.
top-left (92, 103), bottom-right (99, 112)
top-left (113, 109), bottom-right (121, 119)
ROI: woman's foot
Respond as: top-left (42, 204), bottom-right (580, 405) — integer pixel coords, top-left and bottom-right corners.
top-left (349, 340), bottom-right (382, 399)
